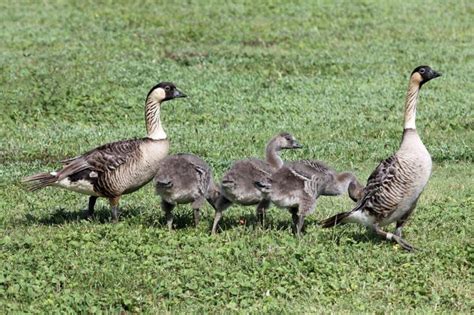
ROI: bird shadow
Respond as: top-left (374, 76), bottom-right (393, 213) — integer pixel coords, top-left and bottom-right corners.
top-left (22, 206), bottom-right (143, 226)
top-left (209, 212), bottom-right (266, 234)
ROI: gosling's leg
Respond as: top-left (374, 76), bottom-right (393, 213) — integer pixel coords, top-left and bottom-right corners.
top-left (255, 199), bottom-right (271, 227)
top-left (109, 196), bottom-right (121, 222)
top-left (211, 195), bottom-right (232, 234)
top-left (86, 196), bottom-right (98, 218)
top-left (161, 200), bottom-right (175, 231)
top-left (289, 207), bottom-right (300, 236)
top-left (293, 199), bottom-right (316, 237)
top-left (372, 224), bottom-right (416, 252)
top-left (191, 197), bottom-right (205, 227)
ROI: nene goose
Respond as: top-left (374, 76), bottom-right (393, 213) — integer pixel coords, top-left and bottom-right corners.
top-left (154, 153), bottom-right (220, 230)
top-left (211, 132), bottom-right (302, 234)
top-left (320, 65), bottom-right (441, 251)
top-left (22, 82), bottom-right (186, 221)
top-left (255, 160), bottom-right (364, 236)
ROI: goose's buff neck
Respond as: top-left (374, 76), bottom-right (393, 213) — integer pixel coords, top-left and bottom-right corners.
top-left (145, 88), bottom-right (166, 140)
top-left (403, 72), bottom-right (423, 130)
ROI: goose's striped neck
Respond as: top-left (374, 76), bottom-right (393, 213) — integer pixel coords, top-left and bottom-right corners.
top-left (145, 99), bottom-right (166, 140)
top-left (403, 76), bottom-right (421, 130)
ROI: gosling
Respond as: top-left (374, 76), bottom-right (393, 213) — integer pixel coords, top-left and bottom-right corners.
top-left (255, 160), bottom-right (364, 236)
top-left (212, 132), bottom-right (302, 234)
top-left (154, 154), bottom-right (220, 230)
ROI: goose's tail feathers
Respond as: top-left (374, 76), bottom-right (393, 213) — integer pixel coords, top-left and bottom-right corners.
top-left (22, 172), bottom-right (58, 192)
top-left (320, 211), bottom-right (351, 228)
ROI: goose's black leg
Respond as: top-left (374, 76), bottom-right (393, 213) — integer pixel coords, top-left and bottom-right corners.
top-left (161, 200), bottom-right (175, 231)
top-left (109, 196), bottom-right (121, 222)
top-left (87, 196), bottom-right (97, 218)
top-left (395, 203), bottom-right (417, 238)
top-left (372, 224), bottom-right (416, 252)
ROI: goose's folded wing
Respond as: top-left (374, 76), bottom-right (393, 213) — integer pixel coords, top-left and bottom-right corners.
top-left (58, 139), bottom-right (142, 179)
top-left (354, 155), bottom-right (400, 217)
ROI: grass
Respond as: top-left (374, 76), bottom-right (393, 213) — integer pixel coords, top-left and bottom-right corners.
top-left (1, 0), bottom-right (473, 312)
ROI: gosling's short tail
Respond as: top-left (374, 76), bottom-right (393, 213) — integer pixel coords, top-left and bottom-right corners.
top-left (320, 211), bottom-right (351, 228)
top-left (22, 172), bottom-right (58, 192)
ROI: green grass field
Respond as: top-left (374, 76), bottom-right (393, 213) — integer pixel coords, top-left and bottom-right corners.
top-left (1, 0), bottom-right (473, 312)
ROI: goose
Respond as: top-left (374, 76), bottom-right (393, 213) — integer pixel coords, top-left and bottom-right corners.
top-left (154, 153), bottom-right (220, 230)
top-left (211, 132), bottom-right (302, 234)
top-left (320, 65), bottom-right (441, 251)
top-left (255, 160), bottom-right (364, 236)
top-left (22, 82), bottom-right (187, 221)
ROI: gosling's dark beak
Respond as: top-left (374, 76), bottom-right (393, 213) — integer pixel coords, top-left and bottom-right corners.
top-left (292, 141), bottom-right (303, 149)
top-left (174, 89), bottom-right (187, 98)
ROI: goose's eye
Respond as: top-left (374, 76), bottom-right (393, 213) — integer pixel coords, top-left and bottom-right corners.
top-left (419, 68), bottom-right (425, 74)
top-left (165, 86), bottom-right (171, 91)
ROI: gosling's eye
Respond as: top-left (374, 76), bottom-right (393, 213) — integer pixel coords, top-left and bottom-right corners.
top-left (419, 68), bottom-right (425, 74)
top-left (165, 86), bottom-right (171, 91)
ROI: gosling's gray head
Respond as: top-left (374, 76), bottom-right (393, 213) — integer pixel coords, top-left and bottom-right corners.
top-left (275, 132), bottom-right (303, 150)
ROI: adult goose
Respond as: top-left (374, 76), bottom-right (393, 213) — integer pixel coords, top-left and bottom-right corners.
top-left (320, 66), bottom-right (441, 251)
top-left (256, 160), bottom-right (364, 236)
top-left (22, 82), bottom-right (186, 221)
top-left (212, 132), bottom-right (302, 234)
top-left (154, 153), bottom-right (220, 230)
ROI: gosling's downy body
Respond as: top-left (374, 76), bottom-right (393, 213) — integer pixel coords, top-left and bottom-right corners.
top-left (212, 132), bottom-right (302, 234)
top-left (256, 160), bottom-right (364, 236)
top-left (22, 82), bottom-right (187, 221)
top-left (320, 65), bottom-right (441, 251)
top-left (154, 153), bottom-right (220, 230)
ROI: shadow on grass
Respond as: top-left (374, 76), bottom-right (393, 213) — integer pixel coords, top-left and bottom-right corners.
top-left (23, 206), bottom-right (145, 226)
top-left (322, 226), bottom-right (389, 247)
top-left (209, 211), bottom-right (298, 235)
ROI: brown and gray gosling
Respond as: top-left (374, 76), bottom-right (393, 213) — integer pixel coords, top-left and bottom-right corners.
top-left (22, 82), bottom-right (187, 221)
top-left (320, 65), bottom-right (441, 251)
top-left (211, 132), bottom-right (302, 234)
top-left (154, 153), bottom-right (220, 230)
top-left (255, 160), bottom-right (364, 236)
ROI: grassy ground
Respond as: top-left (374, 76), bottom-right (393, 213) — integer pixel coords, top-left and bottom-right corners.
top-left (1, 0), bottom-right (473, 313)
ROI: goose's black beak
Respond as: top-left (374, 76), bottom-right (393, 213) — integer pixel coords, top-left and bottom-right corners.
top-left (431, 70), bottom-right (441, 79)
top-left (174, 89), bottom-right (187, 98)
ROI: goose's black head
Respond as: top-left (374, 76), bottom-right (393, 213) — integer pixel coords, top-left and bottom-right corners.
top-left (411, 66), bottom-right (441, 87)
top-left (147, 82), bottom-right (187, 103)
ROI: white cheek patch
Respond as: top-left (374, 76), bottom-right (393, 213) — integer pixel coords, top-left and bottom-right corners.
top-left (386, 232), bottom-right (394, 240)
top-left (153, 88), bottom-right (166, 102)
